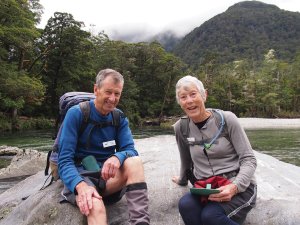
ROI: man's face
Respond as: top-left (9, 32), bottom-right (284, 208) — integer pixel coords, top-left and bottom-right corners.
top-left (178, 84), bottom-right (206, 122)
top-left (94, 76), bottom-right (123, 115)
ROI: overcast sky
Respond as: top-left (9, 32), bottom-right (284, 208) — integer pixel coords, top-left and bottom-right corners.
top-left (38, 0), bottom-right (300, 42)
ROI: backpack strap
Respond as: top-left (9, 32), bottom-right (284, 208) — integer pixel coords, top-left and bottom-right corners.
top-left (210, 109), bottom-right (230, 143)
top-left (180, 116), bottom-right (190, 143)
top-left (179, 109), bottom-right (226, 148)
top-left (84, 108), bottom-right (123, 150)
top-left (204, 109), bottom-right (225, 150)
top-left (112, 109), bottom-right (121, 127)
top-left (79, 101), bottom-right (91, 136)
top-left (44, 151), bottom-right (52, 176)
top-left (112, 109), bottom-right (122, 152)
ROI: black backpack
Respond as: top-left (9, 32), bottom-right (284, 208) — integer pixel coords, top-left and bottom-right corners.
top-left (44, 92), bottom-right (122, 184)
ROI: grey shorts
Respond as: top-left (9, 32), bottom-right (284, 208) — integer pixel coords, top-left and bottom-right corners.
top-left (60, 169), bottom-right (126, 206)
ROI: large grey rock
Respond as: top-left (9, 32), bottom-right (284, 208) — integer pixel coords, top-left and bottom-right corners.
top-left (0, 146), bottom-right (47, 179)
top-left (0, 135), bottom-right (300, 225)
top-left (0, 171), bottom-right (85, 224)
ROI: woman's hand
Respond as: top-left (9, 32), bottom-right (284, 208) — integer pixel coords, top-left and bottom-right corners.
top-left (208, 183), bottom-right (238, 203)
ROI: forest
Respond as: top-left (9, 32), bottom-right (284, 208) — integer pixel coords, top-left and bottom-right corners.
top-left (173, 1), bottom-right (300, 65)
top-left (0, 0), bottom-right (299, 132)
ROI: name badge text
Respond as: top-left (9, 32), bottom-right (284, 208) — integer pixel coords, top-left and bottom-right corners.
top-left (103, 140), bottom-right (116, 148)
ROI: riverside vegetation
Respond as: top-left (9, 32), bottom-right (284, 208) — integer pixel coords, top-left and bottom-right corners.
top-left (1, 0), bottom-right (299, 133)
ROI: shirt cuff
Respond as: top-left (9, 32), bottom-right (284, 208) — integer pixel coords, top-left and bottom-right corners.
top-left (70, 176), bottom-right (84, 193)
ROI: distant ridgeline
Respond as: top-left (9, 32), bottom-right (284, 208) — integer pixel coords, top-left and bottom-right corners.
top-left (172, 1), bottom-right (300, 65)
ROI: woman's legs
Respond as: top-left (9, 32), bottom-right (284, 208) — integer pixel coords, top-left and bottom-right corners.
top-left (178, 193), bottom-right (204, 225)
top-left (178, 193), bottom-right (239, 225)
top-left (201, 202), bottom-right (239, 225)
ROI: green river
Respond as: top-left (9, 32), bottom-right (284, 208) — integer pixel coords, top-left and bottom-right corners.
top-left (0, 128), bottom-right (299, 168)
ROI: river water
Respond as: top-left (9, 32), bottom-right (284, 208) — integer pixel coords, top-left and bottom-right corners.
top-left (0, 127), bottom-right (299, 194)
top-left (0, 127), bottom-right (299, 167)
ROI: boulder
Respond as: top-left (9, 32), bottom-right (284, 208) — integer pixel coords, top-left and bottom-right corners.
top-left (0, 135), bottom-right (300, 225)
top-left (0, 146), bottom-right (47, 179)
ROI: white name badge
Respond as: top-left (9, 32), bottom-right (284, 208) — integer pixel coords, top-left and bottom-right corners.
top-left (103, 140), bottom-right (116, 148)
top-left (187, 137), bottom-right (195, 142)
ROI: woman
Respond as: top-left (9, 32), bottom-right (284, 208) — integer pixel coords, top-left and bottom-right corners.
top-left (172, 75), bottom-right (257, 225)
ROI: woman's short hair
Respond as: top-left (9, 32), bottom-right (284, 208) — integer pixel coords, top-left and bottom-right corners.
top-left (96, 68), bottom-right (124, 87)
top-left (175, 75), bottom-right (206, 103)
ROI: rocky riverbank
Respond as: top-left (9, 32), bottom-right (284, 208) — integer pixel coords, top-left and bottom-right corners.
top-left (1, 134), bottom-right (300, 225)
top-left (238, 117), bottom-right (300, 129)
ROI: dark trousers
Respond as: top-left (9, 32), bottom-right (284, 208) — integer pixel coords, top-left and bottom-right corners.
top-left (179, 193), bottom-right (239, 225)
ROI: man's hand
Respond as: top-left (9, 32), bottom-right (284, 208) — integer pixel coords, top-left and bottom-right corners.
top-left (101, 156), bottom-right (121, 180)
top-left (208, 183), bottom-right (238, 203)
top-left (75, 181), bottom-right (102, 216)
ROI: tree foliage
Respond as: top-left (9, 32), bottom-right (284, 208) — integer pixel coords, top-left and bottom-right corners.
top-left (1, 0), bottom-right (299, 132)
top-left (199, 49), bottom-right (300, 118)
top-left (91, 39), bottom-right (186, 123)
top-left (173, 1), bottom-right (300, 66)
top-left (34, 12), bottom-right (95, 115)
top-left (0, 0), bottom-right (45, 128)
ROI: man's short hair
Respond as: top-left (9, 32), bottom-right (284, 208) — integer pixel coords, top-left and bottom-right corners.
top-left (96, 69), bottom-right (124, 88)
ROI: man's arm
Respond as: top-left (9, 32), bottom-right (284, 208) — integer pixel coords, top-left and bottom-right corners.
top-left (112, 116), bottom-right (138, 165)
top-left (58, 106), bottom-right (84, 193)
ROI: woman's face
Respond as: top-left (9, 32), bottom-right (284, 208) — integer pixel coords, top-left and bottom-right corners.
top-left (178, 84), bottom-right (207, 122)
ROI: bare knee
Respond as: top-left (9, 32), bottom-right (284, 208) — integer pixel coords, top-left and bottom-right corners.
top-left (123, 156), bottom-right (145, 183)
top-left (124, 156), bottom-right (144, 172)
top-left (89, 197), bottom-right (106, 216)
top-left (87, 197), bottom-right (107, 225)
top-left (124, 156), bottom-right (143, 166)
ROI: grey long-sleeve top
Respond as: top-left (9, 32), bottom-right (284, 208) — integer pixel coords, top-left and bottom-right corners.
top-left (174, 110), bottom-right (257, 193)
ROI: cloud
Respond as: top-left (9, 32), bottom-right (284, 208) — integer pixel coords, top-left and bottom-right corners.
top-left (39, 0), bottom-right (300, 42)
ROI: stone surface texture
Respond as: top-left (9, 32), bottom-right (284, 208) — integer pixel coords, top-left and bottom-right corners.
top-left (0, 134), bottom-right (300, 224)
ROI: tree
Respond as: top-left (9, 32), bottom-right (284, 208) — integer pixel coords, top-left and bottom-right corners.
top-left (0, 62), bottom-right (45, 129)
top-left (0, 0), bottom-right (40, 70)
top-left (289, 52), bottom-right (300, 113)
top-left (129, 42), bottom-right (185, 119)
top-left (37, 12), bottom-right (95, 116)
top-left (259, 50), bottom-right (282, 117)
top-left (0, 0), bottom-right (45, 129)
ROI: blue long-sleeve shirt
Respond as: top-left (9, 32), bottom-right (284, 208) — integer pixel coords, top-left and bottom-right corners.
top-left (58, 100), bottom-right (138, 193)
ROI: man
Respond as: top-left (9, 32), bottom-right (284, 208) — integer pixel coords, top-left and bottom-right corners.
top-left (58, 68), bottom-right (150, 225)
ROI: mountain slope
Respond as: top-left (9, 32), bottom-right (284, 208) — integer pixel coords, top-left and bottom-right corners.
top-left (172, 1), bottom-right (300, 65)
